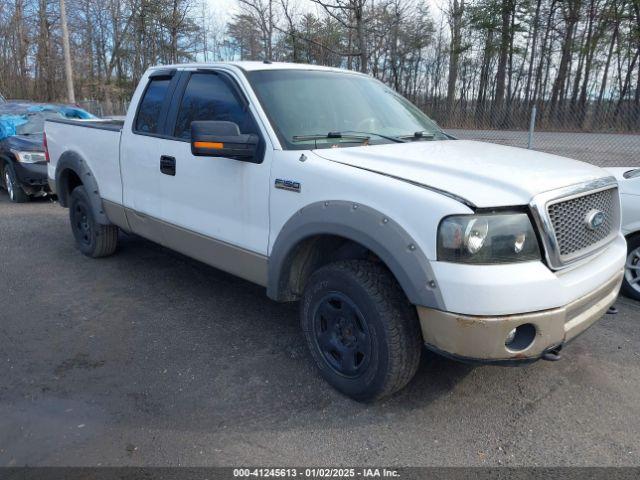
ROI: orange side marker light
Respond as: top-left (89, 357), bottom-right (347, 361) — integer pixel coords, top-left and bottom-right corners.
top-left (194, 141), bottom-right (224, 149)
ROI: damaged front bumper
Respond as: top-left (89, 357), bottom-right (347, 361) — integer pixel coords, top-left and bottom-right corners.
top-left (416, 270), bottom-right (623, 363)
top-left (14, 161), bottom-right (50, 195)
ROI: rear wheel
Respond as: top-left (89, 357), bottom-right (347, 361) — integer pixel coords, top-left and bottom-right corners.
top-left (622, 235), bottom-right (640, 301)
top-left (300, 260), bottom-right (422, 402)
top-left (69, 186), bottom-right (119, 258)
top-left (3, 163), bottom-right (29, 203)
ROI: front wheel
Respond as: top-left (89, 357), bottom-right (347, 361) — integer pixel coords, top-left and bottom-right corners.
top-left (300, 260), bottom-right (422, 402)
top-left (69, 186), bottom-right (119, 258)
top-left (622, 235), bottom-right (640, 301)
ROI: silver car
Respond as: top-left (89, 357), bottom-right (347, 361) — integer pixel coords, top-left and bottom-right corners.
top-left (607, 167), bottom-right (640, 300)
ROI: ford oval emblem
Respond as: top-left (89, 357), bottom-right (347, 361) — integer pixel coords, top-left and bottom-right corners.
top-left (586, 210), bottom-right (606, 230)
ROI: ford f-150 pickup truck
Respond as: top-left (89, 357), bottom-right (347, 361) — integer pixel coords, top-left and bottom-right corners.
top-left (45, 62), bottom-right (626, 401)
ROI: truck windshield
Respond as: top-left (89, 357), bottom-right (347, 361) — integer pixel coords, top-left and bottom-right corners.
top-left (247, 70), bottom-right (447, 150)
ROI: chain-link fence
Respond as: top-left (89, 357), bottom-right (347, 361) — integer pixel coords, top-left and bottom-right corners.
top-left (77, 99), bottom-right (129, 118)
top-left (446, 128), bottom-right (639, 168)
top-left (427, 100), bottom-right (640, 168)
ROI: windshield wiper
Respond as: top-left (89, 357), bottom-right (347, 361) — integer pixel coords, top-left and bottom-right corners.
top-left (292, 130), bottom-right (409, 148)
top-left (340, 130), bottom-right (407, 143)
top-left (292, 132), bottom-right (370, 142)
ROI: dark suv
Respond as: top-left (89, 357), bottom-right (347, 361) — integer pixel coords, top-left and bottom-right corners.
top-left (0, 102), bottom-right (93, 202)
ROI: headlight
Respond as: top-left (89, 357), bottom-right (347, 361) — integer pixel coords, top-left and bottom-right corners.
top-left (438, 213), bottom-right (541, 264)
top-left (11, 150), bottom-right (46, 164)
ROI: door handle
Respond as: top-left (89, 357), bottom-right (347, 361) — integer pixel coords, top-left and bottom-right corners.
top-left (160, 155), bottom-right (176, 176)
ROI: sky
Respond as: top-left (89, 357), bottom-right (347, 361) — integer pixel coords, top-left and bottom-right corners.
top-left (207, 0), bottom-right (238, 20)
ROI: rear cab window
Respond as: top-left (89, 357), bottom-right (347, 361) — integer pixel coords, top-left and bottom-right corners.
top-left (134, 75), bottom-right (173, 134)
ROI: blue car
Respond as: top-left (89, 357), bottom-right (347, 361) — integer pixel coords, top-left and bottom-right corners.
top-left (0, 102), bottom-right (94, 202)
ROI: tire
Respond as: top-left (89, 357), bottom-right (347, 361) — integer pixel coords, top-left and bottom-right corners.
top-left (3, 162), bottom-right (30, 203)
top-left (622, 235), bottom-right (640, 301)
top-left (300, 260), bottom-right (422, 402)
top-left (69, 186), bottom-right (119, 258)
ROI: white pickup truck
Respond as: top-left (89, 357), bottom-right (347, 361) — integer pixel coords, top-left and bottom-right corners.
top-left (45, 62), bottom-right (626, 401)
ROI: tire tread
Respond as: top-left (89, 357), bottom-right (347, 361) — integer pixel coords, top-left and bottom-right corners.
top-left (92, 223), bottom-right (119, 258)
top-left (70, 186), bottom-right (118, 258)
top-left (303, 259), bottom-right (422, 401)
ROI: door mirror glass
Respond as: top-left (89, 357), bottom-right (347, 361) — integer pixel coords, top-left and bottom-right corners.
top-left (191, 121), bottom-right (259, 162)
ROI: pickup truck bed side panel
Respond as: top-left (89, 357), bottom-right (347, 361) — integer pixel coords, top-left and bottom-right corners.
top-left (46, 120), bottom-right (123, 207)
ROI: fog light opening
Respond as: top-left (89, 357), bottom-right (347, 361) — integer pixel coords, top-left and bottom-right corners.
top-left (505, 323), bottom-right (536, 352)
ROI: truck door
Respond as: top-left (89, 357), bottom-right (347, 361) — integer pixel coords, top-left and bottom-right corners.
top-left (120, 69), bottom-right (178, 241)
top-left (151, 70), bottom-right (272, 282)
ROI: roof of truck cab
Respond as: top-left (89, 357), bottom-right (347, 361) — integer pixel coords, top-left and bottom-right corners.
top-left (149, 61), bottom-right (365, 75)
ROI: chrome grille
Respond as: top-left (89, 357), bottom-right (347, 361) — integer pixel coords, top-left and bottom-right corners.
top-left (530, 178), bottom-right (621, 270)
top-left (547, 187), bottom-right (619, 260)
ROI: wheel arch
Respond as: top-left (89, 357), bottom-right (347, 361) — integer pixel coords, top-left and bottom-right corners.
top-left (267, 201), bottom-right (445, 309)
top-left (1, 153), bottom-right (27, 191)
top-left (625, 231), bottom-right (640, 242)
top-left (55, 151), bottom-right (110, 225)
top-left (0, 153), bottom-right (15, 176)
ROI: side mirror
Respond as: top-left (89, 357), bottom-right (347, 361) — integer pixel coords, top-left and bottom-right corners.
top-left (190, 121), bottom-right (260, 162)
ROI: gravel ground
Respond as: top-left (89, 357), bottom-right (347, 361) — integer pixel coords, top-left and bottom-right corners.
top-left (0, 194), bottom-right (639, 467)
top-left (447, 129), bottom-right (640, 167)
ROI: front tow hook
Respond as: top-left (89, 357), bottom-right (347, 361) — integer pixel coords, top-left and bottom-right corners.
top-left (542, 345), bottom-right (563, 362)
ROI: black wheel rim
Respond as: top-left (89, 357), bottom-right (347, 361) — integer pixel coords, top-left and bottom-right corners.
top-left (312, 292), bottom-right (372, 378)
top-left (73, 203), bottom-right (92, 246)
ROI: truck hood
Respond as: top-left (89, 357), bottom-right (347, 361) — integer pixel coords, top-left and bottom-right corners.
top-left (313, 140), bottom-right (610, 207)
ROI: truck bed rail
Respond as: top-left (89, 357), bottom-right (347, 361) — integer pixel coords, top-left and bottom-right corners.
top-left (46, 117), bottom-right (124, 132)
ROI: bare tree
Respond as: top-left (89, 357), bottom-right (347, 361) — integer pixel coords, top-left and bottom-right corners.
top-left (310, 0), bottom-right (369, 72)
top-left (445, 0), bottom-right (464, 113)
top-left (0, 0), bottom-right (637, 133)
top-left (238, 0), bottom-right (275, 60)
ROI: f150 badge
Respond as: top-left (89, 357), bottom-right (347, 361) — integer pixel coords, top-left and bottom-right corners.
top-left (275, 179), bottom-right (301, 193)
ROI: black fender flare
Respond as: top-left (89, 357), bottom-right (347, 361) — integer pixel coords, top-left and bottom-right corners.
top-left (55, 151), bottom-right (111, 225)
top-left (267, 200), bottom-right (445, 309)
top-left (0, 153), bottom-right (15, 171)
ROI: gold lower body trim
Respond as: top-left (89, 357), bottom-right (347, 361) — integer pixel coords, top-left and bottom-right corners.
top-left (417, 270), bottom-right (623, 361)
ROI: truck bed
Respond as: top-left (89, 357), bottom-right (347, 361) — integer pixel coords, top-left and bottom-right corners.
top-left (46, 117), bottom-right (124, 205)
